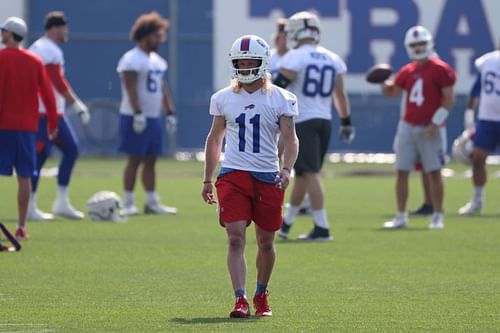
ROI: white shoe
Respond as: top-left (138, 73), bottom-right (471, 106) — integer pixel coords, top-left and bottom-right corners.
top-left (52, 198), bottom-right (84, 220)
top-left (121, 204), bottom-right (139, 216)
top-left (429, 213), bottom-right (444, 229)
top-left (383, 215), bottom-right (408, 229)
top-left (144, 202), bottom-right (178, 215)
top-left (27, 205), bottom-right (54, 221)
top-left (458, 201), bottom-right (482, 215)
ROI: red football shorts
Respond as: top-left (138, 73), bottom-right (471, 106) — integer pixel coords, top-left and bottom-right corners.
top-left (215, 170), bottom-right (285, 232)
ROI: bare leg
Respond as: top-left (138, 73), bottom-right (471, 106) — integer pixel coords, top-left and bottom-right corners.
top-left (141, 155), bottom-right (157, 192)
top-left (396, 170), bottom-right (409, 212)
top-left (124, 155), bottom-right (142, 192)
top-left (255, 225), bottom-right (275, 286)
top-left (471, 148), bottom-right (488, 187)
top-left (17, 176), bottom-right (31, 228)
top-left (289, 175), bottom-right (308, 206)
top-left (421, 172), bottom-right (432, 205)
top-left (304, 172), bottom-right (324, 210)
top-left (225, 221), bottom-right (248, 293)
top-left (427, 170), bottom-right (443, 212)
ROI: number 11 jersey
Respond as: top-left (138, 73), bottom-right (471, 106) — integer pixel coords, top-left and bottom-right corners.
top-left (209, 85), bottom-right (298, 172)
top-left (279, 44), bottom-right (347, 123)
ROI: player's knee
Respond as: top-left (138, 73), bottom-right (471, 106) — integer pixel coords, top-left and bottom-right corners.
top-left (227, 234), bottom-right (245, 250)
top-left (257, 240), bottom-right (274, 253)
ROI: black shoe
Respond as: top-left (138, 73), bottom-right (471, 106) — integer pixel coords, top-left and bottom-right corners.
top-left (297, 225), bottom-right (333, 241)
top-left (410, 203), bottom-right (433, 216)
top-left (277, 220), bottom-right (292, 239)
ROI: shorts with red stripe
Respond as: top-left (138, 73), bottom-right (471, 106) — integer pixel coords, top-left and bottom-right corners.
top-left (215, 170), bottom-right (284, 232)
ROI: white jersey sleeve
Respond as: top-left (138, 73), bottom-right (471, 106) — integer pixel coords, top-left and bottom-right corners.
top-left (209, 85), bottom-right (297, 172)
top-left (29, 36), bottom-right (66, 114)
top-left (279, 44), bottom-right (347, 123)
top-left (209, 89), bottom-right (225, 116)
top-left (475, 51), bottom-right (500, 121)
top-left (117, 47), bottom-right (168, 118)
top-left (268, 48), bottom-right (284, 80)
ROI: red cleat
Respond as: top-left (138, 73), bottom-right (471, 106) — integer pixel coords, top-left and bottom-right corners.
top-left (253, 290), bottom-right (272, 317)
top-left (15, 228), bottom-right (29, 240)
top-left (229, 296), bottom-right (250, 318)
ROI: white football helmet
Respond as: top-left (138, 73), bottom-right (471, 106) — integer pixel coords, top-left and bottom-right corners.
top-left (229, 35), bottom-right (270, 84)
top-left (404, 26), bottom-right (434, 60)
top-left (87, 191), bottom-right (123, 222)
top-left (452, 130), bottom-right (475, 165)
top-left (286, 11), bottom-right (321, 49)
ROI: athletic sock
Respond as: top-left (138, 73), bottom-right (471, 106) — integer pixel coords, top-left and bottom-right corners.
top-left (397, 211), bottom-right (408, 219)
top-left (313, 208), bottom-right (329, 229)
top-left (255, 282), bottom-right (267, 295)
top-left (284, 205), bottom-right (300, 225)
top-left (57, 185), bottom-right (68, 200)
top-left (124, 191), bottom-right (135, 207)
top-left (235, 288), bottom-right (246, 298)
top-left (473, 186), bottom-right (484, 204)
top-left (146, 191), bottom-right (158, 205)
top-left (30, 192), bottom-right (37, 206)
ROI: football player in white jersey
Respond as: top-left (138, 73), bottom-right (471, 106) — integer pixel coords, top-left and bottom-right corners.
top-left (27, 12), bottom-right (91, 220)
top-left (202, 35), bottom-right (298, 318)
top-left (269, 17), bottom-right (313, 216)
top-left (117, 12), bottom-right (177, 216)
top-left (274, 11), bottom-right (354, 241)
top-left (268, 18), bottom-right (288, 80)
top-left (459, 45), bottom-right (500, 215)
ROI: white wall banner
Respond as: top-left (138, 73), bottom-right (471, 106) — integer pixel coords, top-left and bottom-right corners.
top-left (214, 0), bottom-right (500, 94)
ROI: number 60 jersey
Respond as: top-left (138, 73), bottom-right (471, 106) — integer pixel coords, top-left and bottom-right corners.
top-left (117, 46), bottom-right (167, 118)
top-left (209, 85), bottom-right (298, 172)
top-left (279, 44), bottom-right (347, 123)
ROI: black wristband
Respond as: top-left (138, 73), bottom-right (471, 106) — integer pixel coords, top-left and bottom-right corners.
top-left (134, 110), bottom-right (142, 115)
top-left (282, 167), bottom-right (291, 173)
top-left (340, 116), bottom-right (352, 126)
top-left (203, 180), bottom-right (212, 184)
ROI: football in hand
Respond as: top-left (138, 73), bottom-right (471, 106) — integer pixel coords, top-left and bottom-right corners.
top-left (365, 64), bottom-right (393, 84)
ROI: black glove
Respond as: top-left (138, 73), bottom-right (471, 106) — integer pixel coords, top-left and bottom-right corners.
top-left (339, 116), bottom-right (355, 144)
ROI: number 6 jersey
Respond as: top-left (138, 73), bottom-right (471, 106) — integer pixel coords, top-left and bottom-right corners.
top-left (475, 50), bottom-right (500, 122)
top-left (209, 85), bottom-right (298, 172)
top-left (117, 46), bottom-right (167, 118)
top-left (395, 57), bottom-right (456, 125)
top-left (279, 44), bottom-right (347, 123)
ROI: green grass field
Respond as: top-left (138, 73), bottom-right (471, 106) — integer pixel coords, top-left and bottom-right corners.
top-left (1, 159), bottom-right (499, 332)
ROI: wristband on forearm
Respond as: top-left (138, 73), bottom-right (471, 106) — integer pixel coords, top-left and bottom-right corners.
top-left (340, 116), bottom-right (352, 126)
top-left (431, 107), bottom-right (449, 125)
top-left (464, 109), bottom-right (474, 127)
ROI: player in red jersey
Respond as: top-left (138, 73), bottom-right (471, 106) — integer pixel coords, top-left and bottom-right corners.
top-left (0, 17), bottom-right (58, 240)
top-left (381, 26), bottom-right (456, 230)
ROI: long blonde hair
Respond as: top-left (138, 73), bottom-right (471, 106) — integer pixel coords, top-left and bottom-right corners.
top-left (231, 72), bottom-right (272, 94)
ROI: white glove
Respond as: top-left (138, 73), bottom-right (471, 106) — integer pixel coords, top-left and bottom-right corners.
top-left (339, 126), bottom-right (355, 144)
top-left (464, 109), bottom-right (475, 131)
top-left (71, 99), bottom-right (90, 125)
top-left (133, 112), bottom-right (146, 134)
top-left (165, 114), bottom-right (177, 134)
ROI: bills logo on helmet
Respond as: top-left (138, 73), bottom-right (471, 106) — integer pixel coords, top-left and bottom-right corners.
top-left (240, 37), bottom-right (251, 52)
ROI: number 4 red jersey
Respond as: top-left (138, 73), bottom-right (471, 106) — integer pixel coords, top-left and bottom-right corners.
top-left (395, 57), bottom-right (456, 125)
